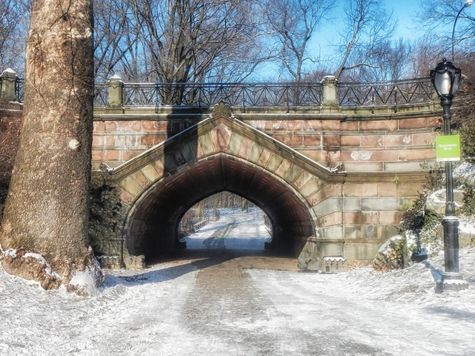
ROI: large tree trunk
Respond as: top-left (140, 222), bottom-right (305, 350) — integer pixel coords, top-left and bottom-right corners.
top-left (0, 0), bottom-right (101, 293)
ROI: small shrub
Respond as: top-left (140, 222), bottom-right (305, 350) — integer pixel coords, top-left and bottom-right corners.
top-left (373, 234), bottom-right (409, 271)
top-left (401, 170), bottom-right (443, 232)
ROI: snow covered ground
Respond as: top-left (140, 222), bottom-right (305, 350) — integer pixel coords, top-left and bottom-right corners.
top-left (0, 209), bottom-right (474, 355)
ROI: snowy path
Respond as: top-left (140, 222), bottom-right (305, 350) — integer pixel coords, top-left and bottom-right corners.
top-left (1, 251), bottom-right (474, 355)
top-left (184, 207), bottom-right (271, 250)
top-left (0, 208), bottom-right (474, 355)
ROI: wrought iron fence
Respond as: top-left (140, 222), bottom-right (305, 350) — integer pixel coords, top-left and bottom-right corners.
top-left (337, 77), bottom-right (433, 106)
top-left (15, 78), bottom-right (24, 102)
top-left (94, 84), bottom-right (108, 106)
top-left (117, 82), bottom-right (323, 108)
top-left (34, 77), bottom-right (435, 108)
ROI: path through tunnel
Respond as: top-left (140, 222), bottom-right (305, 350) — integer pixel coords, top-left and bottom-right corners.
top-left (179, 191), bottom-right (272, 251)
top-left (126, 155), bottom-right (315, 263)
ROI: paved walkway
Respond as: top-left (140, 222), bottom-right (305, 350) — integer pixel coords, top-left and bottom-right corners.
top-left (173, 251), bottom-right (384, 355)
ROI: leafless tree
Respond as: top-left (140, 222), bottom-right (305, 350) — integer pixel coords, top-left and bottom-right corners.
top-left (340, 39), bottom-right (411, 82)
top-left (118, 0), bottom-right (269, 103)
top-left (0, 0), bottom-right (268, 86)
top-left (333, 0), bottom-right (395, 80)
top-left (0, 0), bottom-right (101, 292)
top-left (406, 38), bottom-right (440, 78)
top-left (130, 0), bottom-right (266, 84)
top-left (263, 0), bottom-right (333, 84)
top-left (0, 0), bottom-right (31, 72)
top-left (93, 0), bottom-right (141, 83)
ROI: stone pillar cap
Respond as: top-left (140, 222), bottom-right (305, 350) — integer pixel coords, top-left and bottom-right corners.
top-left (109, 74), bottom-right (123, 81)
top-left (321, 75), bottom-right (337, 83)
top-left (1, 68), bottom-right (17, 77)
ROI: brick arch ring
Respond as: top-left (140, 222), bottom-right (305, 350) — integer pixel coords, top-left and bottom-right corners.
top-left (122, 152), bottom-right (318, 261)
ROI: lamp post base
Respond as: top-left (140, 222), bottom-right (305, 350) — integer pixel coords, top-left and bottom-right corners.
top-left (435, 272), bottom-right (469, 293)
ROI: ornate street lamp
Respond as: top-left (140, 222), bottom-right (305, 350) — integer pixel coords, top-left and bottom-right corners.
top-left (430, 59), bottom-right (468, 292)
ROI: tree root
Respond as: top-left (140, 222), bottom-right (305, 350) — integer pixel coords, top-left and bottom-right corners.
top-left (0, 246), bottom-right (104, 296)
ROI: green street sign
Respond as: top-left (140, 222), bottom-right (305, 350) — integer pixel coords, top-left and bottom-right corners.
top-left (435, 135), bottom-right (461, 162)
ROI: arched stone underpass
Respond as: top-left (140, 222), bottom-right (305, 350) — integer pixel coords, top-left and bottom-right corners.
top-left (126, 154), bottom-right (315, 262)
top-left (90, 102), bottom-right (426, 271)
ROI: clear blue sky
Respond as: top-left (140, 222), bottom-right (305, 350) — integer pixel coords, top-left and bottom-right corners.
top-left (385, 0), bottom-right (426, 39)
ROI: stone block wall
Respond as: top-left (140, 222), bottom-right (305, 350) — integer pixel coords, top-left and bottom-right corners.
top-left (92, 120), bottom-right (170, 168)
top-left (308, 174), bottom-right (424, 266)
top-left (91, 111), bottom-right (203, 170)
top-left (244, 115), bottom-right (439, 173)
top-left (92, 110), bottom-right (440, 175)
top-left (89, 104), bottom-right (437, 268)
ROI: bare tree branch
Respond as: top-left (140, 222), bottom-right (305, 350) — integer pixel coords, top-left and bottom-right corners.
top-left (263, 0), bottom-right (333, 83)
top-left (333, 0), bottom-right (395, 80)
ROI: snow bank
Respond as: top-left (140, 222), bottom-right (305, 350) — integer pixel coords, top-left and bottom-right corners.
top-left (68, 256), bottom-right (104, 296)
top-left (459, 217), bottom-right (475, 234)
top-left (454, 162), bottom-right (475, 183)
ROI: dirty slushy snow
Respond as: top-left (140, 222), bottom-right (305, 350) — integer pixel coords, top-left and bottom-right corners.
top-left (0, 208), bottom-right (474, 355)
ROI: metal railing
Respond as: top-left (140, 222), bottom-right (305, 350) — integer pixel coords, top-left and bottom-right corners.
top-left (94, 82), bottom-right (324, 108)
top-left (13, 77), bottom-right (435, 108)
top-left (94, 84), bottom-right (108, 106)
top-left (337, 77), bottom-right (433, 106)
top-left (15, 78), bottom-right (24, 103)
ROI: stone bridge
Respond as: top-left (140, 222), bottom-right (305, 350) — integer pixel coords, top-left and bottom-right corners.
top-left (87, 76), bottom-right (441, 269)
top-left (1, 71), bottom-right (441, 269)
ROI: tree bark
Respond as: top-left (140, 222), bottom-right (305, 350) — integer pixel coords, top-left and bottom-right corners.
top-left (0, 0), bottom-right (100, 291)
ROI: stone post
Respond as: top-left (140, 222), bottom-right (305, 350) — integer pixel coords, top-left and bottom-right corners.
top-left (321, 75), bottom-right (338, 108)
top-left (108, 74), bottom-right (124, 108)
top-left (1, 68), bottom-right (18, 102)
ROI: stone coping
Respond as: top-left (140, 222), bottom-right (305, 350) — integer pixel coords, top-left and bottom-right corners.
top-left (93, 102), bottom-right (440, 120)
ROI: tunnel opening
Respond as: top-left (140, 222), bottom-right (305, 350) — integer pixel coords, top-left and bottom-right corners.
top-left (178, 191), bottom-right (273, 252)
top-left (125, 155), bottom-right (315, 264)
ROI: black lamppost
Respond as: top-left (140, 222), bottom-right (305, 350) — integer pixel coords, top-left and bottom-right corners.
top-left (430, 59), bottom-right (468, 291)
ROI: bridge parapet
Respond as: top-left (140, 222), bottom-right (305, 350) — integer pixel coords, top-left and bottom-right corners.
top-left (3, 70), bottom-right (436, 110)
top-left (93, 76), bottom-right (435, 110)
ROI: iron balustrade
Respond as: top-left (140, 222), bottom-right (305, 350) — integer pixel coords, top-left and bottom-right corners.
top-left (13, 77), bottom-right (435, 108)
top-left (15, 78), bottom-right (24, 103)
top-left (94, 84), bottom-right (108, 107)
top-left (337, 77), bottom-right (433, 107)
top-left (94, 82), bottom-right (324, 108)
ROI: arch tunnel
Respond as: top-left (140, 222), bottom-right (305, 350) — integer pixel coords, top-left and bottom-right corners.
top-left (125, 154), bottom-right (316, 262)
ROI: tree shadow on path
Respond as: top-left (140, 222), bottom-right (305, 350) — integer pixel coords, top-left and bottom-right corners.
top-left (102, 249), bottom-right (270, 288)
top-left (103, 255), bottom-right (232, 288)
